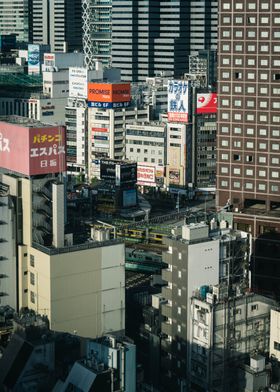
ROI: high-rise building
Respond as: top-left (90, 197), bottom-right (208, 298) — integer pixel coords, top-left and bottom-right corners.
top-left (82, 0), bottom-right (112, 69)
top-left (160, 222), bottom-right (250, 390)
top-left (0, 0), bottom-right (32, 43)
top-left (111, 0), bottom-right (218, 82)
top-left (216, 0), bottom-right (280, 298)
top-left (32, 0), bottom-right (83, 52)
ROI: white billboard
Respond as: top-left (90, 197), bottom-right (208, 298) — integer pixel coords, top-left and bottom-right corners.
top-left (137, 164), bottom-right (156, 187)
top-left (28, 44), bottom-right (40, 75)
top-left (167, 80), bottom-right (189, 123)
top-left (69, 67), bottom-right (88, 98)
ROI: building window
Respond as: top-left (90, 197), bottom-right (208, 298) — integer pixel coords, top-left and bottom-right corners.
top-left (221, 180), bottom-right (228, 187)
top-left (30, 255), bottom-right (35, 267)
top-left (233, 181), bottom-right (241, 188)
top-left (221, 167), bottom-right (229, 174)
top-left (246, 169), bottom-right (253, 176)
top-left (251, 304), bottom-right (258, 311)
top-left (178, 270), bottom-right (182, 278)
top-left (274, 342), bottom-right (280, 351)
top-left (233, 168), bottom-right (241, 175)
top-left (246, 142), bottom-right (254, 148)
top-left (272, 157), bottom-right (280, 164)
top-left (259, 157), bottom-right (266, 163)
top-left (272, 144), bottom-right (280, 151)
top-left (178, 307), bottom-right (181, 315)
top-left (178, 289), bottom-right (181, 296)
top-left (272, 171), bottom-right (279, 178)
top-left (245, 183), bottom-right (253, 189)
top-left (177, 325), bottom-right (181, 333)
top-left (271, 185), bottom-right (279, 192)
top-left (259, 170), bottom-right (266, 177)
top-left (222, 153), bottom-right (229, 160)
top-left (30, 272), bottom-right (35, 285)
top-left (258, 184), bottom-right (266, 191)
top-left (30, 291), bottom-right (35, 304)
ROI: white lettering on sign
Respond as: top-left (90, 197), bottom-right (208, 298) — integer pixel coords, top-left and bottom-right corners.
top-left (0, 133), bottom-right (10, 152)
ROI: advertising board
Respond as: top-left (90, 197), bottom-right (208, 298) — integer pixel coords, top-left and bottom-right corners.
top-left (123, 189), bottom-right (137, 208)
top-left (137, 164), bottom-right (156, 187)
top-left (28, 44), bottom-right (40, 75)
top-left (69, 67), bottom-right (88, 99)
top-left (168, 80), bottom-right (189, 123)
top-left (88, 83), bottom-right (131, 108)
top-left (169, 169), bottom-right (180, 185)
top-left (0, 122), bottom-right (66, 176)
top-left (100, 160), bottom-right (137, 186)
top-left (196, 93), bottom-right (217, 114)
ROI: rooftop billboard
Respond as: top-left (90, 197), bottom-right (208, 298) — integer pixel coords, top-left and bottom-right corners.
top-left (88, 83), bottom-right (131, 109)
top-left (69, 67), bottom-right (88, 99)
top-left (168, 80), bottom-right (189, 123)
top-left (0, 122), bottom-right (66, 176)
top-left (196, 93), bottom-right (217, 114)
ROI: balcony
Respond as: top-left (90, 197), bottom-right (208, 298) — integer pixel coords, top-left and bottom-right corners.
top-left (162, 303), bottom-right (172, 319)
top-left (162, 268), bottom-right (172, 282)
top-left (162, 286), bottom-right (172, 301)
top-left (162, 321), bottom-right (173, 336)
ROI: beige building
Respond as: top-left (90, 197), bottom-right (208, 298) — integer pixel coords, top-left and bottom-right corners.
top-left (0, 170), bottom-right (125, 338)
top-left (18, 241), bottom-right (125, 338)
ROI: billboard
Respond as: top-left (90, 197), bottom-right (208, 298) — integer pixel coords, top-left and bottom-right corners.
top-left (88, 83), bottom-right (131, 109)
top-left (123, 189), bottom-right (137, 208)
top-left (0, 122), bottom-right (66, 176)
top-left (137, 164), bottom-right (156, 187)
top-left (169, 169), bottom-right (180, 185)
top-left (100, 160), bottom-right (137, 186)
top-left (69, 68), bottom-right (88, 99)
top-left (28, 44), bottom-right (40, 75)
top-left (168, 80), bottom-right (189, 123)
top-left (196, 93), bottom-right (217, 114)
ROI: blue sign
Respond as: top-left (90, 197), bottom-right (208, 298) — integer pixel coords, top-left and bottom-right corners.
top-left (88, 101), bottom-right (131, 109)
top-left (28, 44), bottom-right (40, 74)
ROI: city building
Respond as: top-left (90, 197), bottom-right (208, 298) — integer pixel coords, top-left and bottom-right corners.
top-left (0, 116), bottom-right (125, 338)
top-left (125, 122), bottom-right (166, 166)
top-left (111, 0), bottom-right (217, 82)
top-left (87, 83), bottom-right (149, 179)
top-left (189, 292), bottom-right (277, 392)
top-left (160, 221), bottom-right (250, 390)
top-left (32, 0), bottom-right (83, 52)
top-left (216, 0), bottom-right (280, 298)
top-left (66, 63), bottom-right (121, 178)
top-left (0, 0), bottom-right (32, 44)
top-left (82, 0), bottom-right (112, 69)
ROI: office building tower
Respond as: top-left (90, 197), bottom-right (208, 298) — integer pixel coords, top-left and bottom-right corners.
top-left (0, 0), bottom-right (32, 43)
top-left (217, 0), bottom-right (280, 297)
top-left (82, 0), bottom-right (112, 69)
top-left (160, 222), bottom-right (250, 390)
top-left (32, 0), bottom-right (83, 52)
top-left (111, 0), bottom-right (218, 82)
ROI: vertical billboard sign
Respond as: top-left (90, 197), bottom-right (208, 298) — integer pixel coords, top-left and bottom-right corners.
top-left (28, 44), bottom-right (40, 75)
top-left (168, 80), bottom-right (189, 123)
top-left (196, 93), bottom-right (217, 114)
top-left (69, 68), bottom-right (88, 98)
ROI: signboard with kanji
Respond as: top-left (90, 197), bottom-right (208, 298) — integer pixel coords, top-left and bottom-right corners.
top-left (0, 121), bottom-right (66, 176)
top-left (167, 80), bottom-right (189, 123)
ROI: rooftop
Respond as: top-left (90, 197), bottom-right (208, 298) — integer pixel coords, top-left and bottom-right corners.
top-left (32, 238), bottom-right (123, 256)
top-left (0, 115), bottom-right (55, 128)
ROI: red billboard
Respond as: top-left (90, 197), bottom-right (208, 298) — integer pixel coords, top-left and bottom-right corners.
top-left (196, 93), bottom-right (217, 114)
top-left (0, 121), bottom-right (66, 176)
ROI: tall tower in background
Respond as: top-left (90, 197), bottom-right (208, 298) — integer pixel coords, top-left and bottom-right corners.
top-left (111, 0), bottom-right (217, 82)
top-left (32, 0), bottom-right (83, 52)
top-left (217, 0), bottom-right (280, 298)
top-left (0, 0), bottom-right (32, 43)
top-left (82, 0), bottom-right (112, 69)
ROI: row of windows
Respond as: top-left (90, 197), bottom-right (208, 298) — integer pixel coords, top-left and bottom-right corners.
top-left (220, 167), bottom-right (280, 177)
top-left (221, 112), bottom-right (280, 123)
top-left (220, 181), bottom-right (279, 192)
top-left (221, 57), bottom-right (280, 67)
top-left (222, 15), bottom-right (280, 24)
top-left (220, 126), bottom-right (280, 137)
top-left (222, 2), bottom-right (280, 10)
top-left (221, 29), bottom-right (280, 39)
top-left (221, 99), bottom-right (280, 110)
top-left (221, 151), bottom-right (280, 161)
top-left (221, 43), bottom-right (280, 53)
top-left (220, 85), bottom-right (279, 95)
top-left (221, 140), bottom-right (280, 151)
